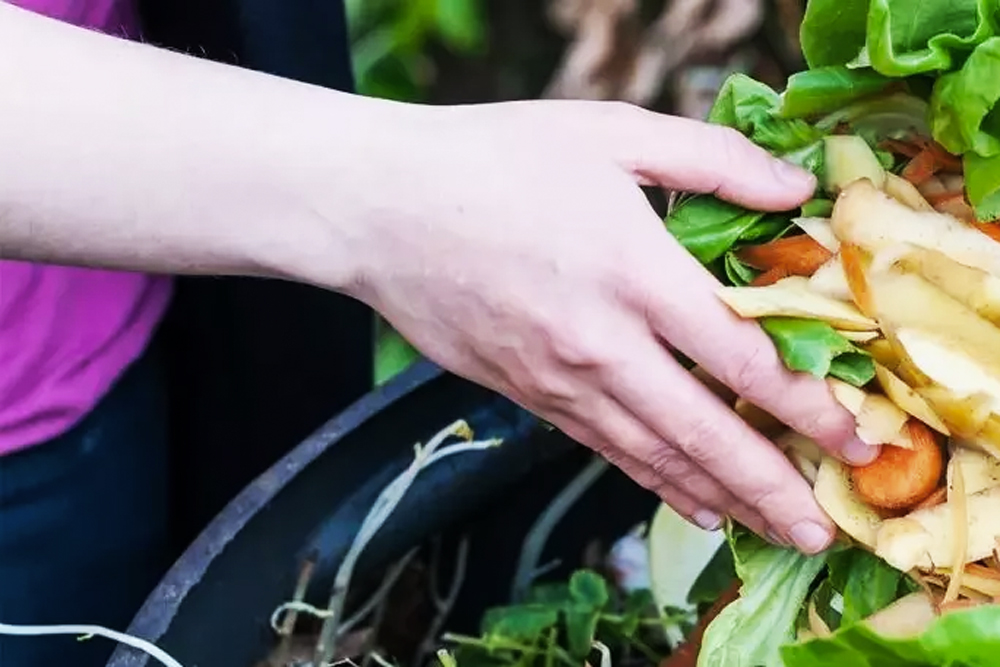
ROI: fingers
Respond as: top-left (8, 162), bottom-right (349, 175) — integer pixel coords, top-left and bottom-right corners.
top-left (597, 105), bottom-right (816, 211)
top-left (643, 238), bottom-right (876, 467)
top-left (549, 385), bottom-right (772, 539)
top-left (604, 333), bottom-right (837, 554)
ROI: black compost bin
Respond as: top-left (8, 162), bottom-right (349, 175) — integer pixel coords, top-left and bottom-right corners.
top-left (107, 361), bottom-right (659, 667)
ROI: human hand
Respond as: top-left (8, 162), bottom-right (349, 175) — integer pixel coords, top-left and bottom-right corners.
top-left (348, 100), bottom-right (876, 554)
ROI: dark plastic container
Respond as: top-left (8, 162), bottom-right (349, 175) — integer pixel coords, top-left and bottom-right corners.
top-left (107, 361), bottom-right (658, 667)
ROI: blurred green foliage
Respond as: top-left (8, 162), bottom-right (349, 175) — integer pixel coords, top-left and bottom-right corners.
top-left (347, 0), bottom-right (488, 384)
top-left (346, 0), bottom-right (488, 101)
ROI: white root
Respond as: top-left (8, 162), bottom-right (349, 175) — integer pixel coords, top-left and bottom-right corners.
top-left (0, 622), bottom-right (184, 667)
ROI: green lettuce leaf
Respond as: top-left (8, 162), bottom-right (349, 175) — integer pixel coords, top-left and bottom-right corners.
top-left (757, 317), bottom-right (876, 387)
top-left (800, 0), bottom-right (996, 76)
top-left (709, 74), bottom-right (825, 156)
top-left (825, 550), bottom-right (913, 626)
top-left (779, 67), bottom-right (895, 120)
top-left (666, 199), bottom-right (767, 265)
top-left (724, 252), bottom-right (758, 286)
top-left (800, 0), bottom-right (872, 69)
top-left (863, 0), bottom-right (992, 77)
top-left (697, 524), bottom-right (830, 667)
top-left (930, 37), bottom-right (1000, 158)
top-left (781, 605), bottom-right (1000, 666)
top-left (966, 151), bottom-right (1000, 220)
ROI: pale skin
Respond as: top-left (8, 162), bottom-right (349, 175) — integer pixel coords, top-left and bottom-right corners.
top-left (0, 2), bottom-right (878, 554)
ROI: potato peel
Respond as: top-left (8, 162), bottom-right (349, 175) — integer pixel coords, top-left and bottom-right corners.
top-left (874, 363), bottom-right (950, 435)
top-left (814, 456), bottom-right (883, 549)
top-left (716, 277), bottom-right (878, 330)
top-left (875, 486), bottom-right (1000, 571)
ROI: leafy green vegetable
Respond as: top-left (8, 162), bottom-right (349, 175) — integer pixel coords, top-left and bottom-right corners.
top-left (698, 524), bottom-right (831, 667)
top-left (862, 0), bottom-right (989, 76)
top-left (826, 550), bottom-right (909, 626)
top-left (687, 543), bottom-right (738, 607)
top-left (794, 0), bottom-right (1000, 213)
top-left (966, 151), bottom-right (1000, 220)
top-left (453, 570), bottom-right (675, 667)
top-left (799, 199), bottom-right (834, 217)
top-left (723, 252), bottom-right (758, 286)
top-left (481, 604), bottom-right (560, 643)
top-left (758, 317), bottom-right (876, 386)
top-left (801, 0), bottom-right (993, 76)
top-left (782, 605), bottom-right (1000, 666)
top-left (568, 570), bottom-right (609, 609)
top-left (666, 199), bottom-right (767, 265)
top-left (799, 0), bottom-right (871, 69)
top-left (930, 38), bottom-right (1000, 158)
top-left (709, 74), bottom-right (826, 157)
top-left (779, 67), bottom-right (894, 120)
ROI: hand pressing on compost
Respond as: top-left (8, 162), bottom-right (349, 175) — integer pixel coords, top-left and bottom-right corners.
top-left (347, 100), bottom-right (873, 555)
top-left (0, 9), bottom-right (864, 555)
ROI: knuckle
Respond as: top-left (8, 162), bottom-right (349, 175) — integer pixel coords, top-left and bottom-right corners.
top-left (673, 418), bottom-right (723, 468)
top-left (724, 345), bottom-right (782, 399)
top-left (547, 321), bottom-right (617, 371)
top-left (746, 484), bottom-right (789, 523)
top-left (644, 444), bottom-right (687, 481)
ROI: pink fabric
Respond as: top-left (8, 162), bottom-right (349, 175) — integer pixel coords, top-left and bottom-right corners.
top-left (0, 0), bottom-right (172, 455)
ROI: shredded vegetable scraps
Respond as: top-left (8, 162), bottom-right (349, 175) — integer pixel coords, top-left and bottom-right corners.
top-left (943, 459), bottom-right (968, 606)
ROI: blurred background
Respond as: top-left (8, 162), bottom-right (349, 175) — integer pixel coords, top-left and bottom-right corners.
top-left (360, 0), bottom-right (811, 383)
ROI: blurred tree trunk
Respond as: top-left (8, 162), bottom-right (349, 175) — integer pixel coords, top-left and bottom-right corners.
top-left (424, 0), bottom-right (807, 115)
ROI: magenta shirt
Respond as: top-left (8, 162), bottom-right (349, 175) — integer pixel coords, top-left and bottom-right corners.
top-left (0, 0), bottom-right (172, 456)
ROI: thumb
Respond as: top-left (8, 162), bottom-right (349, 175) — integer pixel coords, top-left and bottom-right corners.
top-left (601, 106), bottom-right (817, 211)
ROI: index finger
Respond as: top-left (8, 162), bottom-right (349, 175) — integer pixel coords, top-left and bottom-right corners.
top-left (646, 239), bottom-right (876, 466)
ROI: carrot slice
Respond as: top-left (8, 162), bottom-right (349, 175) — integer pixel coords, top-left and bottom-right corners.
top-left (879, 138), bottom-right (923, 159)
top-left (850, 419), bottom-right (943, 511)
top-left (736, 234), bottom-right (833, 276)
top-left (840, 243), bottom-right (875, 318)
top-left (901, 148), bottom-right (942, 186)
top-left (749, 266), bottom-right (790, 286)
top-left (977, 223), bottom-right (1000, 243)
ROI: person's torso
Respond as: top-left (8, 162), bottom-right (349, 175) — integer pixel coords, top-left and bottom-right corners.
top-left (0, 0), bottom-right (172, 456)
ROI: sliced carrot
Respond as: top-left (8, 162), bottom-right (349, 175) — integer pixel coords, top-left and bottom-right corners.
top-left (840, 243), bottom-right (875, 318)
top-left (735, 234), bottom-right (833, 276)
top-left (901, 147), bottom-right (943, 186)
top-left (927, 142), bottom-right (963, 173)
top-left (977, 223), bottom-right (1000, 243)
top-left (850, 419), bottom-right (943, 511)
top-left (879, 138), bottom-right (923, 159)
top-left (749, 266), bottom-right (790, 287)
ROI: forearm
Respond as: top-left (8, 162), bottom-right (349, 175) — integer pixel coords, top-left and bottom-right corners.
top-left (0, 2), bottom-right (413, 292)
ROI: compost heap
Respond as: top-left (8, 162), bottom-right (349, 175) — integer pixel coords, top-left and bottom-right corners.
top-left (663, 0), bottom-right (1000, 665)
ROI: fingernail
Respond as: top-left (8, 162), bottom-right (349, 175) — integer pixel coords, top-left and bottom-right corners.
top-left (789, 521), bottom-right (833, 554)
top-left (843, 437), bottom-right (879, 466)
top-left (771, 158), bottom-right (815, 189)
top-left (692, 509), bottom-right (723, 531)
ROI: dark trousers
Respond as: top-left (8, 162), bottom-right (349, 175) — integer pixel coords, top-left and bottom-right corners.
top-left (0, 346), bottom-right (171, 667)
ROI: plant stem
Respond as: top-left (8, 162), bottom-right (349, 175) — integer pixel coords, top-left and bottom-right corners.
top-left (0, 623), bottom-right (183, 667)
top-left (442, 633), bottom-right (577, 667)
top-left (511, 456), bottom-right (609, 602)
top-left (312, 421), bottom-right (501, 666)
